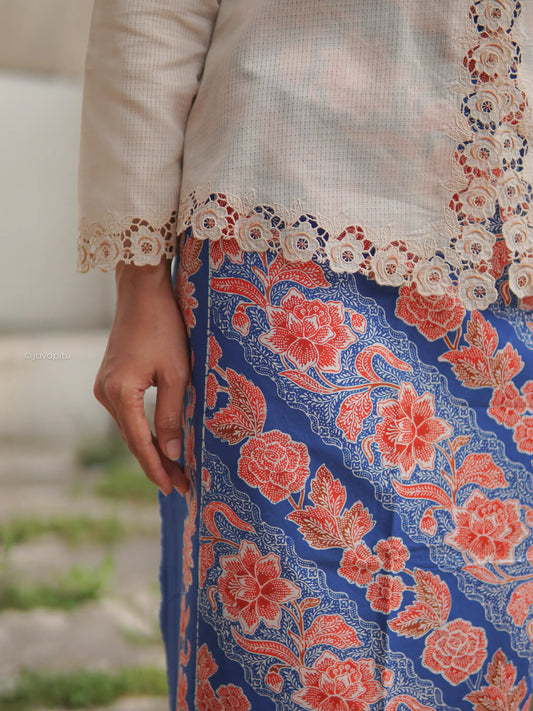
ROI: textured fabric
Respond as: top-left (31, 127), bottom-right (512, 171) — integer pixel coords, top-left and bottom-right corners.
top-left (160, 231), bottom-right (533, 711)
top-left (78, 0), bottom-right (533, 307)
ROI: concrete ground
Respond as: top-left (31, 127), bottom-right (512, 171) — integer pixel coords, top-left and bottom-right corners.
top-left (0, 431), bottom-right (170, 710)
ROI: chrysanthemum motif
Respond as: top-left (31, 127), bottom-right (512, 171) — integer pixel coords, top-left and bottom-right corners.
top-left (293, 652), bottom-right (386, 711)
top-left (218, 540), bottom-right (300, 634)
top-left (94, 235), bottom-right (122, 271)
top-left (466, 86), bottom-right (506, 125)
top-left (498, 173), bottom-right (529, 210)
top-left (471, 38), bottom-right (514, 78)
top-left (495, 125), bottom-right (524, 165)
top-left (460, 179), bottom-right (497, 220)
top-left (375, 382), bottom-right (453, 478)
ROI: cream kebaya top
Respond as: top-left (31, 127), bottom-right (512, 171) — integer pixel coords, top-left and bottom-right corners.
top-left (78, 0), bottom-right (533, 309)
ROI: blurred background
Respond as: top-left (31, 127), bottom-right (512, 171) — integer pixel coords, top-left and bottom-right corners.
top-left (0, 2), bottom-right (168, 708)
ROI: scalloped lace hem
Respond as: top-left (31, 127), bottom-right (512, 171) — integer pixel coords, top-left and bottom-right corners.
top-left (177, 187), bottom-right (532, 310)
top-left (77, 211), bottom-right (177, 272)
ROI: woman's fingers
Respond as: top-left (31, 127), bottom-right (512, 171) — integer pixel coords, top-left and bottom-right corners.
top-left (152, 435), bottom-right (190, 495)
top-left (113, 385), bottom-right (174, 495)
top-left (154, 370), bottom-right (188, 460)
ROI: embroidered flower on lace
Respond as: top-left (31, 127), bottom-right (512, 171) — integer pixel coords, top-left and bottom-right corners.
top-left (281, 222), bottom-right (321, 262)
top-left (509, 259), bottom-right (533, 298)
top-left (456, 224), bottom-right (495, 263)
top-left (235, 214), bottom-right (274, 252)
top-left (503, 217), bottom-right (533, 253)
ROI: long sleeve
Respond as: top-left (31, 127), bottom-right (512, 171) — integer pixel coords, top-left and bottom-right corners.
top-left (77, 0), bottom-right (221, 272)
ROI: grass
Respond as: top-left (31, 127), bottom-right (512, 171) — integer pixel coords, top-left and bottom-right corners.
top-left (0, 666), bottom-right (167, 709)
top-left (95, 459), bottom-right (157, 503)
top-left (77, 437), bottom-right (157, 504)
top-left (0, 514), bottom-right (126, 551)
top-left (0, 558), bottom-right (112, 612)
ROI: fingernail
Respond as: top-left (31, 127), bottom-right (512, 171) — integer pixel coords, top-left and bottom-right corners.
top-left (166, 439), bottom-right (181, 459)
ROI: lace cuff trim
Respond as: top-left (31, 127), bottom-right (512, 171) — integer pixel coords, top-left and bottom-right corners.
top-left (77, 211), bottom-right (177, 272)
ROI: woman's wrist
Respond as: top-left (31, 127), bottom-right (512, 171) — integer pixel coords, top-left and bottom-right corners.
top-left (115, 259), bottom-right (173, 299)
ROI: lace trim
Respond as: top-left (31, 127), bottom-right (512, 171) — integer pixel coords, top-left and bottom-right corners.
top-left (175, 0), bottom-right (533, 310)
top-left (77, 211), bottom-right (177, 272)
top-left (79, 0), bottom-right (533, 311)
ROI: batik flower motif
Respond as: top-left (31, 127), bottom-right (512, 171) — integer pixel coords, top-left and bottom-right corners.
top-left (375, 537), bottom-right (410, 573)
top-left (366, 575), bottom-right (404, 614)
top-left (259, 287), bottom-right (357, 372)
top-left (395, 283), bottom-right (466, 341)
top-left (197, 683), bottom-right (222, 711)
top-left (217, 685), bottom-right (251, 711)
top-left (238, 430), bottom-right (310, 503)
top-left (488, 383), bottom-right (527, 427)
top-left (444, 490), bottom-right (528, 565)
top-left (522, 381), bottom-right (533, 410)
top-left (292, 651), bottom-right (386, 711)
top-left (513, 416), bottom-right (533, 453)
top-left (422, 619), bottom-right (487, 686)
top-left (338, 544), bottom-right (382, 586)
top-left (375, 382), bottom-right (453, 478)
top-left (210, 236), bottom-right (244, 270)
top-left (218, 540), bottom-right (301, 634)
top-left (176, 267), bottom-right (199, 332)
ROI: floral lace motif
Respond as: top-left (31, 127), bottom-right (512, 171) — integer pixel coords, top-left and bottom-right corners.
top-left (77, 211), bottom-right (177, 272)
top-left (78, 0), bottom-right (533, 311)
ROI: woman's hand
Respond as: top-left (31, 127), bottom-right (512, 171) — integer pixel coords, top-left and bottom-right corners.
top-left (94, 261), bottom-right (190, 495)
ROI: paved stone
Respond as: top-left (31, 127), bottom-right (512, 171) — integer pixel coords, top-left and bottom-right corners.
top-left (0, 438), bottom-right (169, 706)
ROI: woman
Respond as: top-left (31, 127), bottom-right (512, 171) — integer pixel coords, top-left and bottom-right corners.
top-left (78, 1), bottom-right (533, 709)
